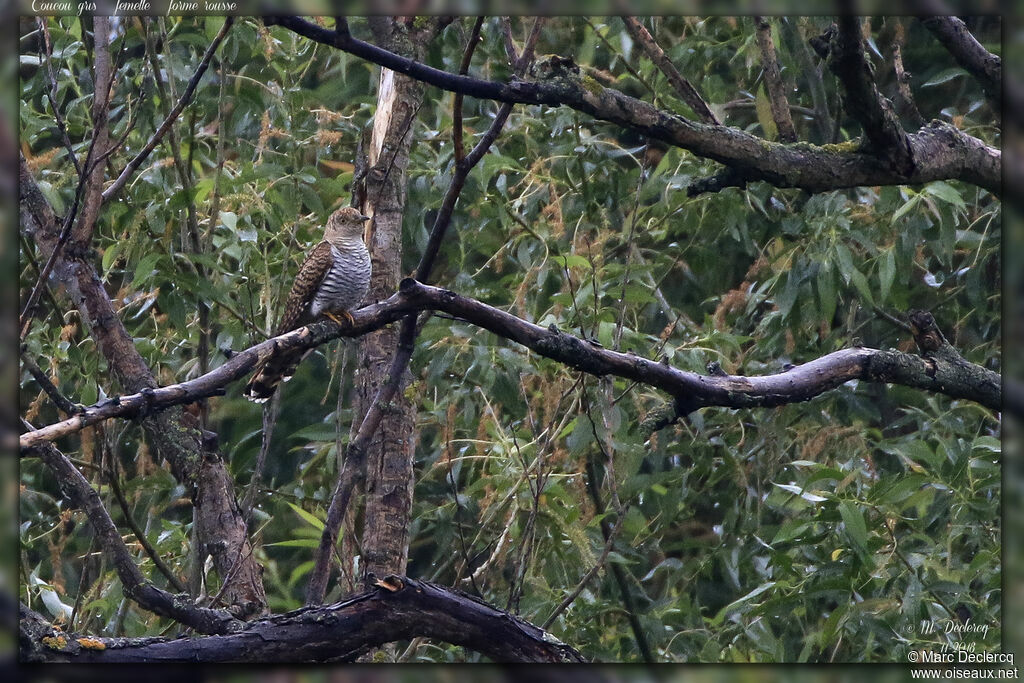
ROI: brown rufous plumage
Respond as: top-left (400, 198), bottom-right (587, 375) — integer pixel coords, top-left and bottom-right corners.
top-left (245, 207), bottom-right (371, 402)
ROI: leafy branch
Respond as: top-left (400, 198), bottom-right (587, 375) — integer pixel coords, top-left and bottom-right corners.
top-left (262, 15), bottom-right (999, 196)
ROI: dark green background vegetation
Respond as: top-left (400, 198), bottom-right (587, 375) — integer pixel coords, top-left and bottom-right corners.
top-left (19, 16), bottom-right (1000, 662)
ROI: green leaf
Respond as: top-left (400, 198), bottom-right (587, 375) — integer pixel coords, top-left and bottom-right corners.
top-left (711, 581), bottom-right (777, 625)
top-left (288, 560), bottom-right (316, 587)
top-left (891, 194), bottom-right (921, 223)
top-left (776, 269), bottom-right (800, 318)
top-left (772, 520), bottom-right (811, 544)
top-left (848, 265), bottom-right (875, 306)
top-left (101, 242), bottom-right (122, 273)
top-left (833, 243), bottom-right (853, 283)
top-left (285, 502), bottom-right (325, 531)
top-left (816, 260), bottom-right (837, 324)
top-left (755, 84), bottom-right (777, 141)
top-left (131, 252), bottom-right (163, 287)
top-left (774, 483), bottom-right (828, 503)
top-left (922, 67), bottom-right (969, 87)
top-left (838, 501), bottom-right (868, 553)
top-left (219, 211), bottom-right (238, 232)
top-left (924, 181), bottom-right (966, 210)
top-left (266, 539), bottom-right (321, 548)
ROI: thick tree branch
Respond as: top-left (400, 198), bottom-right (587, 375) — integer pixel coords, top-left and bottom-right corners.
top-left (21, 138), bottom-right (267, 619)
top-left (823, 17), bottom-right (915, 175)
top-left (620, 16), bottom-right (719, 125)
top-left (18, 13), bottom-right (116, 341)
top-left (20, 280), bottom-right (1003, 451)
top-left (73, 15), bottom-right (113, 247)
top-left (21, 576), bottom-right (583, 663)
top-left (920, 16), bottom-right (1000, 103)
top-left (26, 441), bottom-right (241, 635)
top-left (262, 15), bottom-right (999, 197)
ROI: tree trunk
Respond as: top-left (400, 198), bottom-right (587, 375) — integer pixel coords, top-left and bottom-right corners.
top-left (345, 19), bottom-right (435, 585)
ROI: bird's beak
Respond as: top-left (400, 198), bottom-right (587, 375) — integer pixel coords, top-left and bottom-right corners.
top-left (360, 214), bottom-right (371, 222)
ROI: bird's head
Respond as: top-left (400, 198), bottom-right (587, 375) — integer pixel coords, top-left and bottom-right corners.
top-left (325, 206), bottom-right (371, 242)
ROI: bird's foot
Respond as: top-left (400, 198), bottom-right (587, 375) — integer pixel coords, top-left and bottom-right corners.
top-left (325, 310), bottom-right (355, 327)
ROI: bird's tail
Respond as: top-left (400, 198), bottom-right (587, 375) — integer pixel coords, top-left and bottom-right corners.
top-left (244, 351), bottom-right (308, 402)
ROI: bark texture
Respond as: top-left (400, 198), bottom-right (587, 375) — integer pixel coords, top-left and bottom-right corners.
top-left (21, 279), bottom-right (1005, 453)
top-left (346, 18), bottom-right (435, 587)
top-left (20, 152), bottom-right (266, 618)
top-left (20, 577), bottom-right (585, 663)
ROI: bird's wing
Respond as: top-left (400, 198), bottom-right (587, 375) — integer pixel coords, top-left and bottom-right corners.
top-left (275, 240), bottom-right (334, 335)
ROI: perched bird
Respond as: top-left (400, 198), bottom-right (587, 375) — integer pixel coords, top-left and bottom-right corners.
top-left (244, 206), bottom-right (372, 403)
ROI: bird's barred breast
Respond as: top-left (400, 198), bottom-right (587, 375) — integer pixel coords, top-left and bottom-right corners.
top-left (310, 243), bottom-right (371, 317)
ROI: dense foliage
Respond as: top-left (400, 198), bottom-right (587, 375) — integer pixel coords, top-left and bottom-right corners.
top-left (20, 16), bottom-right (1000, 662)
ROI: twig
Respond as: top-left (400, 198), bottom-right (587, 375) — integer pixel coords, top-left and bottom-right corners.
top-left (583, 455), bottom-right (652, 662)
top-left (500, 17), bottom-right (518, 66)
top-left (505, 424), bottom-right (549, 614)
top-left (19, 349), bottom-right (82, 416)
top-left (754, 17), bottom-right (797, 142)
top-left (102, 17), bottom-right (234, 203)
top-left (890, 19), bottom-right (925, 129)
top-left (583, 17), bottom-right (657, 99)
top-left (620, 17), bottom-right (719, 124)
top-left (37, 18), bottom-right (82, 177)
top-left (453, 16), bottom-right (485, 164)
top-left (28, 440), bottom-right (239, 634)
top-left (104, 439), bottom-right (188, 593)
top-left (541, 505), bottom-right (627, 629)
top-left (722, 98), bottom-right (815, 117)
top-left (242, 391), bottom-right (280, 520)
top-left (873, 305), bottom-right (912, 334)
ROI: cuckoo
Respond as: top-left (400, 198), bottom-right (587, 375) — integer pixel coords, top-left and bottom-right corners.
top-left (244, 206), bottom-right (372, 403)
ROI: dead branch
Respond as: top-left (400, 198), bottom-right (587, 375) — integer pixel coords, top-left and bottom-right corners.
top-left (20, 576), bottom-right (584, 663)
top-left (620, 16), bottom-right (719, 125)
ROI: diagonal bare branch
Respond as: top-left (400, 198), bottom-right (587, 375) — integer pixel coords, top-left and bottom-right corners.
top-left (621, 16), bottom-right (720, 125)
top-left (921, 16), bottom-right (1000, 103)
top-left (19, 280), bottom-right (1004, 452)
top-left (27, 440), bottom-right (241, 634)
top-left (754, 16), bottom-right (797, 142)
top-left (102, 17), bottom-right (233, 204)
